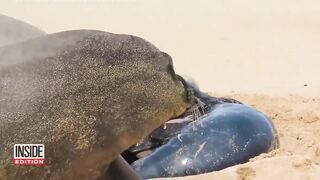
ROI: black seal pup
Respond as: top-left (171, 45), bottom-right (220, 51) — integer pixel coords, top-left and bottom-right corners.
top-left (129, 79), bottom-right (279, 179)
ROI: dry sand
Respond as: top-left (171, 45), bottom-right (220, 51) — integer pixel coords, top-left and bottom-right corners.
top-left (0, 0), bottom-right (320, 179)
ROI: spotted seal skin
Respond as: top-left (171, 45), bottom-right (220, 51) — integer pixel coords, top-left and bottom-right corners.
top-left (0, 14), bottom-right (45, 46)
top-left (0, 30), bottom-right (192, 179)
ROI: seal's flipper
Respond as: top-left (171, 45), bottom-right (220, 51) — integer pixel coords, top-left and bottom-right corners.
top-left (103, 156), bottom-right (142, 180)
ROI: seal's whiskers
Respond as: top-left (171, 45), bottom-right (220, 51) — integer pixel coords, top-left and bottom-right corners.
top-left (191, 97), bottom-right (206, 130)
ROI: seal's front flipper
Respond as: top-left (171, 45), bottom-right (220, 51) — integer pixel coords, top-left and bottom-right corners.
top-left (103, 155), bottom-right (142, 180)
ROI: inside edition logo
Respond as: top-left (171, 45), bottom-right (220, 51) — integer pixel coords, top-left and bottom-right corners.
top-left (13, 144), bottom-right (45, 166)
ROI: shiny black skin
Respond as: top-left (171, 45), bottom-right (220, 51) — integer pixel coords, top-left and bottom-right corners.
top-left (131, 103), bottom-right (278, 179)
top-left (124, 94), bottom-right (242, 156)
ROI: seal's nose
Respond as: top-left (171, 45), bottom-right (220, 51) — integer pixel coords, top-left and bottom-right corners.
top-left (176, 74), bottom-right (196, 108)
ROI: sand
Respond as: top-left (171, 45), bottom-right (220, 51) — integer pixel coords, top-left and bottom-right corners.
top-left (1, 0), bottom-right (320, 179)
top-left (155, 93), bottom-right (320, 180)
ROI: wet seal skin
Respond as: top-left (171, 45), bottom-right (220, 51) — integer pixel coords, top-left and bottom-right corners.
top-left (0, 30), bottom-right (193, 179)
top-left (0, 14), bottom-right (45, 47)
top-left (130, 79), bottom-right (279, 179)
top-left (132, 103), bottom-right (279, 179)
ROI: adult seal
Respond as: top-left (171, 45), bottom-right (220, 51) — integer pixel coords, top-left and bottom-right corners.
top-left (0, 30), bottom-right (193, 179)
top-left (0, 14), bottom-right (45, 46)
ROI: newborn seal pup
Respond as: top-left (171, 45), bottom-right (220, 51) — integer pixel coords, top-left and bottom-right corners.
top-left (128, 78), bottom-right (279, 179)
top-left (0, 30), bottom-right (193, 179)
top-left (0, 14), bottom-right (45, 46)
top-left (132, 103), bottom-right (279, 179)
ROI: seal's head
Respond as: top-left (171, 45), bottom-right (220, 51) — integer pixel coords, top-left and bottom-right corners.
top-left (0, 30), bottom-right (194, 179)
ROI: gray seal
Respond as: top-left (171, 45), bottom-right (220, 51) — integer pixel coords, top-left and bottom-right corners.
top-left (0, 30), bottom-right (192, 179)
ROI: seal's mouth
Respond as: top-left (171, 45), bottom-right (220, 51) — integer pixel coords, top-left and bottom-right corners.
top-left (175, 78), bottom-right (210, 122)
top-left (176, 75), bottom-right (196, 108)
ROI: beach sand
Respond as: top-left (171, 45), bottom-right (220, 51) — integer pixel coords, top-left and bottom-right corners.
top-left (1, 0), bottom-right (320, 179)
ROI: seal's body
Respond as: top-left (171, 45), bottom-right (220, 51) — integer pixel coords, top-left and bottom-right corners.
top-left (132, 103), bottom-right (279, 179)
top-left (0, 30), bottom-right (191, 179)
top-left (0, 14), bottom-right (45, 46)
